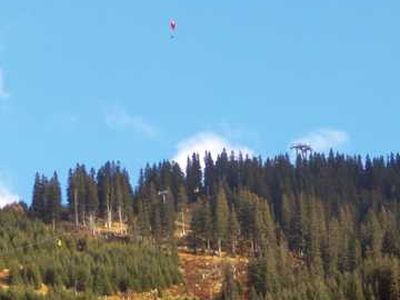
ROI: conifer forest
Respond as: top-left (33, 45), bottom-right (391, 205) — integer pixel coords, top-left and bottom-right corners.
top-left (2, 151), bottom-right (400, 299)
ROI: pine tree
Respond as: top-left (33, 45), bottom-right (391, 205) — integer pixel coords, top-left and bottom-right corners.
top-left (221, 264), bottom-right (240, 300)
top-left (305, 196), bottom-right (324, 274)
top-left (235, 190), bottom-right (255, 249)
top-left (252, 200), bottom-right (267, 255)
top-left (280, 193), bottom-right (293, 234)
top-left (148, 184), bottom-right (162, 240)
top-left (322, 217), bottom-right (340, 276)
top-left (160, 187), bottom-right (176, 238)
top-left (228, 205), bottom-right (240, 255)
top-left (289, 192), bottom-right (307, 254)
top-left (186, 153), bottom-right (202, 202)
top-left (97, 162), bottom-right (113, 228)
top-left (137, 196), bottom-right (151, 238)
top-left (191, 198), bottom-right (212, 251)
top-left (86, 168), bottom-right (99, 233)
top-left (204, 151), bottom-right (216, 196)
top-left (362, 210), bottom-right (383, 259)
top-left (31, 173), bottom-right (46, 219)
top-left (214, 183), bottom-right (229, 255)
top-left (114, 167), bottom-right (124, 230)
top-left (46, 172), bottom-right (62, 230)
top-left (67, 166), bottom-right (87, 227)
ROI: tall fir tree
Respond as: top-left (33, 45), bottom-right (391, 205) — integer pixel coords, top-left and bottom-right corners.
top-left (46, 172), bottom-right (62, 230)
top-left (213, 183), bottom-right (229, 255)
top-left (227, 205), bottom-right (240, 255)
top-left (31, 172), bottom-right (46, 219)
top-left (186, 153), bottom-right (202, 202)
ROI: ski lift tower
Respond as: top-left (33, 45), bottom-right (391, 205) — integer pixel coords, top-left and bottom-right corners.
top-left (290, 143), bottom-right (313, 159)
top-left (158, 190), bottom-right (168, 204)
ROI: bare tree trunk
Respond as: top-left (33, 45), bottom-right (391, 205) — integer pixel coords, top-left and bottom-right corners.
top-left (181, 210), bottom-right (185, 236)
top-left (52, 217), bottom-right (56, 231)
top-left (74, 189), bottom-right (79, 227)
top-left (107, 201), bottom-right (112, 228)
top-left (89, 213), bottom-right (95, 235)
top-left (218, 238), bottom-right (222, 257)
top-left (118, 205), bottom-right (123, 233)
top-left (82, 210), bottom-right (86, 227)
top-left (74, 279), bottom-right (78, 296)
top-left (107, 187), bottom-right (113, 228)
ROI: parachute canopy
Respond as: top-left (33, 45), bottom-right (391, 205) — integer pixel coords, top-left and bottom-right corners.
top-left (170, 19), bottom-right (176, 31)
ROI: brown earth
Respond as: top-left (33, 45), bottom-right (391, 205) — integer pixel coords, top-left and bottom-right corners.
top-left (129, 250), bottom-right (249, 300)
top-left (0, 269), bottom-right (10, 290)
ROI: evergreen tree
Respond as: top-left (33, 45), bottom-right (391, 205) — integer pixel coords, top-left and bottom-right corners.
top-left (213, 183), bottom-right (229, 255)
top-left (220, 264), bottom-right (240, 300)
top-left (136, 195), bottom-right (151, 238)
top-left (67, 165), bottom-right (87, 227)
top-left (148, 184), bottom-right (162, 240)
top-left (160, 187), bottom-right (176, 238)
top-left (191, 198), bottom-right (212, 251)
top-left (280, 192), bottom-right (293, 234)
top-left (227, 205), bottom-right (240, 255)
top-left (85, 168), bottom-right (99, 232)
top-left (46, 172), bottom-right (62, 230)
top-left (186, 153), bottom-right (202, 202)
top-left (30, 173), bottom-right (46, 219)
top-left (97, 162), bottom-right (113, 228)
top-left (204, 151), bottom-right (216, 196)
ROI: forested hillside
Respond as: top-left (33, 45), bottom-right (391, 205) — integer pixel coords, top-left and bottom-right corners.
top-left (5, 150), bottom-right (400, 299)
top-left (0, 208), bottom-right (181, 299)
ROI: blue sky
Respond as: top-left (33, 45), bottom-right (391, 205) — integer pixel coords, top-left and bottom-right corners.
top-left (0, 1), bottom-right (399, 205)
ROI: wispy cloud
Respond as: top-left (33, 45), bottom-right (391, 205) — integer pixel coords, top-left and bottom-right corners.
top-left (172, 132), bottom-right (253, 170)
top-left (0, 67), bottom-right (9, 99)
top-left (217, 121), bottom-right (261, 141)
top-left (291, 128), bottom-right (349, 153)
top-left (0, 180), bottom-right (19, 208)
top-left (105, 106), bottom-right (156, 138)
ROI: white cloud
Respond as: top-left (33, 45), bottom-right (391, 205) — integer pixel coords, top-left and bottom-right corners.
top-left (0, 67), bottom-right (9, 99)
top-left (172, 132), bottom-right (253, 170)
top-left (105, 106), bottom-right (156, 138)
top-left (0, 181), bottom-right (19, 208)
top-left (292, 128), bottom-right (349, 153)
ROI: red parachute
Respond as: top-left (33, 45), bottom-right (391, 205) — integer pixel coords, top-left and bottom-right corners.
top-left (170, 19), bottom-right (176, 38)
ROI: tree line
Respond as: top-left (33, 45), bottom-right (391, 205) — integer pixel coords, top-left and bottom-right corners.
top-left (28, 150), bottom-right (400, 299)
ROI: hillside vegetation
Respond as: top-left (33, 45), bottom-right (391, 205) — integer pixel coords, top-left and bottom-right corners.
top-left (3, 151), bottom-right (400, 299)
top-left (0, 209), bottom-right (181, 299)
